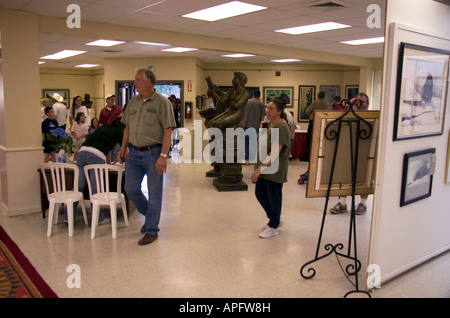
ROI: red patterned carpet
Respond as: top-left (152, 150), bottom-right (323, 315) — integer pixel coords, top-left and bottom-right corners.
top-left (0, 226), bottom-right (57, 298)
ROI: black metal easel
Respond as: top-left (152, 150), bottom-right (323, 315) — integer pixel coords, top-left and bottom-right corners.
top-left (300, 99), bottom-right (372, 298)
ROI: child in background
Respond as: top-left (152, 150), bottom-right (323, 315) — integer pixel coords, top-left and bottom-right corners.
top-left (41, 106), bottom-right (58, 163)
top-left (90, 117), bottom-right (100, 131)
top-left (71, 112), bottom-right (89, 161)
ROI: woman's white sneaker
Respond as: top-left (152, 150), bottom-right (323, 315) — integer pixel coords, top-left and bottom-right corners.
top-left (259, 226), bottom-right (279, 239)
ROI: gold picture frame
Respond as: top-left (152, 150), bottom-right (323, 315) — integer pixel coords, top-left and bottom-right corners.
top-left (306, 110), bottom-right (380, 198)
top-left (42, 89), bottom-right (70, 107)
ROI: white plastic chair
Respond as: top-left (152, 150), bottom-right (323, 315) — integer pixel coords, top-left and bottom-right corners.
top-left (84, 164), bottom-right (129, 239)
top-left (40, 163), bottom-right (88, 237)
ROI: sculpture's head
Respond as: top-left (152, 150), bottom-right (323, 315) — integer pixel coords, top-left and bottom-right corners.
top-left (233, 72), bottom-right (247, 87)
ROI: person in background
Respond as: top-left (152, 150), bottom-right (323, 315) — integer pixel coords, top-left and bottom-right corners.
top-left (69, 116), bottom-right (126, 225)
top-left (41, 98), bottom-right (50, 121)
top-left (169, 95), bottom-right (181, 128)
top-left (242, 90), bottom-right (266, 163)
top-left (50, 92), bottom-right (67, 131)
top-left (284, 110), bottom-right (296, 160)
top-left (41, 106), bottom-right (58, 163)
top-left (69, 95), bottom-right (89, 129)
top-left (332, 95), bottom-right (348, 110)
top-left (99, 94), bottom-right (122, 162)
top-left (118, 67), bottom-right (176, 246)
top-left (330, 92), bottom-right (370, 215)
top-left (298, 91), bottom-right (328, 184)
top-left (251, 98), bottom-right (290, 239)
top-left (90, 117), bottom-right (100, 132)
top-left (99, 94), bottom-right (122, 125)
top-left (70, 112), bottom-right (89, 161)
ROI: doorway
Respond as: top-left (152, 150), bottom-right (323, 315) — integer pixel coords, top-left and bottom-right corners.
top-left (115, 80), bottom-right (184, 127)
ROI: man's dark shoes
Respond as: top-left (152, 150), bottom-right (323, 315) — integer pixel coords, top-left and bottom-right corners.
top-left (140, 224), bottom-right (146, 234)
top-left (138, 233), bottom-right (158, 245)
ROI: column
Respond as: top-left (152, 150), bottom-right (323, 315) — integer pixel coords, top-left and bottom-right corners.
top-left (0, 9), bottom-right (42, 216)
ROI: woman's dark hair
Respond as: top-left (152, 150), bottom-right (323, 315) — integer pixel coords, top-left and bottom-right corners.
top-left (91, 117), bottom-right (99, 128)
top-left (271, 98), bottom-right (286, 120)
top-left (72, 95), bottom-right (82, 118)
top-left (74, 111), bottom-right (85, 124)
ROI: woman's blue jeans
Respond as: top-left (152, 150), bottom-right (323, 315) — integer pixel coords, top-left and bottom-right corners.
top-left (255, 178), bottom-right (283, 229)
top-left (67, 151), bottom-right (106, 222)
top-left (125, 146), bottom-right (163, 235)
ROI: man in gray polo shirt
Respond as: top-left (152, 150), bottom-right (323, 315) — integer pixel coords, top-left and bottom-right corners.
top-left (242, 90), bottom-right (266, 163)
top-left (119, 67), bottom-right (176, 245)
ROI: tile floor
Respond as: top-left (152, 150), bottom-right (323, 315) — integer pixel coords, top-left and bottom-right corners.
top-left (1, 158), bottom-right (449, 298)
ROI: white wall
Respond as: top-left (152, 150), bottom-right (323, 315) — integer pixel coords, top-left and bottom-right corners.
top-left (369, 0), bottom-right (450, 284)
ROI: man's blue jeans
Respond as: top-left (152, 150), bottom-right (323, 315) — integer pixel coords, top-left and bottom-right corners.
top-left (254, 178), bottom-right (283, 229)
top-left (125, 146), bottom-right (163, 235)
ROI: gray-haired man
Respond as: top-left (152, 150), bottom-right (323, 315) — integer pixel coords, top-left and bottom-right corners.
top-left (119, 67), bottom-right (176, 245)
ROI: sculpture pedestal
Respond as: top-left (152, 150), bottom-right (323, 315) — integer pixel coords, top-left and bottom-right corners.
top-left (205, 163), bottom-right (220, 178)
top-left (212, 163), bottom-right (248, 192)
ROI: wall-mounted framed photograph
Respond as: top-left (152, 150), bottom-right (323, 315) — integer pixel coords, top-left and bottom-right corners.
top-left (306, 110), bottom-right (380, 198)
top-left (319, 85), bottom-right (340, 108)
top-left (298, 85), bottom-right (315, 122)
top-left (42, 89), bottom-right (70, 107)
top-left (263, 86), bottom-right (294, 107)
top-left (393, 42), bottom-right (450, 141)
top-left (345, 85), bottom-right (359, 100)
top-left (400, 148), bottom-right (436, 206)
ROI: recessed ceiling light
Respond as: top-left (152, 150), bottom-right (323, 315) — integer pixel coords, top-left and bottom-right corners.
top-left (182, 1), bottom-right (267, 22)
top-left (40, 50), bottom-right (86, 60)
top-left (340, 37), bottom-right (385, 45)
top-left (86, 39), bottom-right (125, 47)
top-left (271, 59), bottom-right (302, 63)
top-left (162, 47), bottom-right (198, 52)
top-left (134, 41), bottom-right (171, 47)
top-left (38, 61), bottom-right (46, 64)
top-left (275, 22), bottom-right (351, 35)
top-left (75, 64), bottom-right (100, 68)
top-left (222, 53), bottom-right (255, 58)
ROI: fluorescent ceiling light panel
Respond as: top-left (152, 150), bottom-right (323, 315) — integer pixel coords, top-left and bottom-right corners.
top-left (40, 50), bottom-right (86, 60)
top-left (38, 61), bottom-right (46, 64)
top-left (271, 59), bottom-right (302, 63)
top-left (222, 53), bottom-right (255, 58)
top-left (86, 39), bottom-right (125, 47)
top-left (162, 47), bottom-right (198, 52)
top-left (275, 22), bottom-right (351, 35)
top-left (182, 1), bottom-right (267, 22)
top-left (75, 64), bottom-right (100, 68)
top-left (134, 41), bottom-right (171, 47)
top-left (340, 37), bottom-right (385, 45)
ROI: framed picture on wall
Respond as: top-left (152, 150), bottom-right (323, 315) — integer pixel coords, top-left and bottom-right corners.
top-left (319, 85), bottom-right (340, 108)
top-left (220, 86), bottom-right (260, 100)
top-left (400, 148), bottom-right (436, 206)
top-left (263, 86), bottom-right (294, 107)
top-left (393, 42), bottom-right (450, 141)
top-left (298, 85), bottom-right (316, 121)
top-left (345, 85), bottom-right (359, 100)
top-left (42, 89), bottom-right (70, 107)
